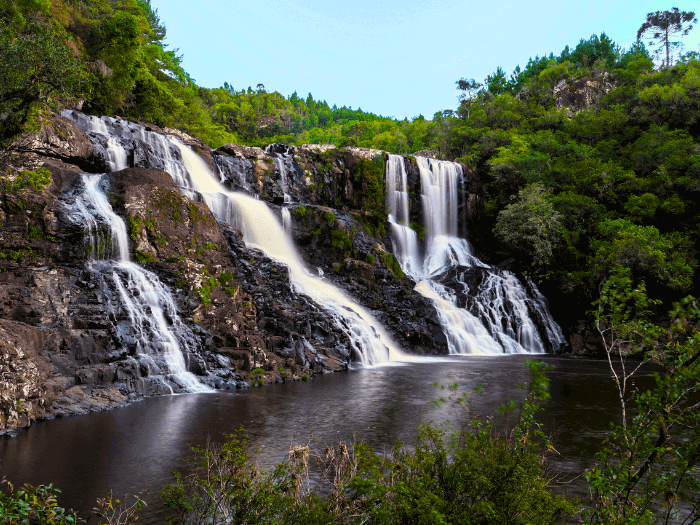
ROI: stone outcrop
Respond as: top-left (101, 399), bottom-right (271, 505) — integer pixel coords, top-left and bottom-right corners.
top-left (553, 74), bottom-right (615, 115)
top-left (0, 111), bottom-right (570, 435)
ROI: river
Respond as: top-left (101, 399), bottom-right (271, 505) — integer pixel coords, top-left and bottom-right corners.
top-left (0, 355), bottom-right (641, 522)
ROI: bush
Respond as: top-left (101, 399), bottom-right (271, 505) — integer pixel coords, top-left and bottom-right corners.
top-left (1, 167), bottom-right (52, 193)
top-left (494, 183), bottom-right (562, 268)
top-left (0, 480), bottom-right (82, 524)
top-left (155, 362), bottom-right (576, 524)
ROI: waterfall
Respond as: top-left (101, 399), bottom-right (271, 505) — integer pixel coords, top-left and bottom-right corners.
top-left (63, 173), bottom-right (209, 392)
top-left (62, 110), bottom-right (193, 188)
top-left (63, 111), bottom-right (403, 366)
top-left (172, 140), bottom-right (403, 366)
top-left (386, 154), bottom-right (565, 355)
top-left (281, 208), bottom-right (292, 233)
top-left (385, 155), bottom-right (422, 276)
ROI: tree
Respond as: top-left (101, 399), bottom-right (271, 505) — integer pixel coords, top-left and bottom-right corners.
top-left (586, 267), bottom-right (700, 524)
top-left (485, 66), bottom-right (508, 95)
top-left (0, 22), bottom-right (86, 145)
top-left (456, 77), bottom-right (482, 118)
top-left (637, 8), bottom-right (697, 68)
top-left (494, 183), bottom-right (562, 268)
top-left (592, 219), bottom-right (695, 291)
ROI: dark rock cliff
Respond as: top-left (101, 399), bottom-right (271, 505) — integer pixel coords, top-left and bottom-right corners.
top-left (0, 111), bottom-right (563, 435)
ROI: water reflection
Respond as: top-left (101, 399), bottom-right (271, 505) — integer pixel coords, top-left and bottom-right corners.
top-left (0, 356), bottom-right (636, 522)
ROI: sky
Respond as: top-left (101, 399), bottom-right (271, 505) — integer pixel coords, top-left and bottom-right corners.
top-left (151, 1), bottom-right (700, 120)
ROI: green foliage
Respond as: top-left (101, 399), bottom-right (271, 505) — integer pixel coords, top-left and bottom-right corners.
top-left (301, 373), bottom-right (309, 382)
top-left (0, 21), bottom-right (87, 145)
top-left (330, 230), bottom-right (352, 254)
top-left (202, 242), bottom-right (218, 251)
top-left (586, 267), bottom-right (700, 524)
top-left (127, 216), bottom-right (142, 242)
top-left (592, 219), bottom-right (695, 290)
top-left (322, 211), bottom-right (336, 226)
top-left (292, 205), bottom-right (308, 217)
top-left (0, 248), bottom-right (33, 261)
top-left (134, 249), bottom-right (156, 264)
top-left (443, 31), bottom-right (700, 305)
top-left (352, 157), bottom-right (387, 236)
top-left (250, 368), bottom-right (264, 375)
top-left (26, 225), bottom-right (54, 241)
top-left (0, 480), bottom-right (83, 524)
top-left (377, 249), bottom-right (405, 279)
top-left (197, 276), bottom-right (217, 307)
top-left (494, 183), bottom-right (562, 268)
top-left (1, 167), bottom-right (52, 193)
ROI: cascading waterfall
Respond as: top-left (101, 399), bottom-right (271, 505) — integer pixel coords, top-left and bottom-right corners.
top-left (264, 144), bottom-right (295, 204)
top-left (63, 173), bottom-right (209, 392)
top-left (385, 155), bottom-right (422, 276)
top-left (172, 140), bottom-right (403, 366)
top-left (62, 110), bottom-right (193, 189)
top-left (386, 154), bottom-right (565, 355)
top-left (281, 208), bottom-right (292, 233)
top-left (265, 144), bottom-right (294, 234)
top-left (63, 111), bottom-right (402, 366)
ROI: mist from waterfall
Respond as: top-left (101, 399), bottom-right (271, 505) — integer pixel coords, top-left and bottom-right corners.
top-left (62, 173), bottom-right (209, 392)
top-left (386, 154), bottom-right (565, 355)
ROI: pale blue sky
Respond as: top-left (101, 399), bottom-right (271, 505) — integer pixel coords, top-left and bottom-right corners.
top-left (152, 1), bottom-right (700, 119)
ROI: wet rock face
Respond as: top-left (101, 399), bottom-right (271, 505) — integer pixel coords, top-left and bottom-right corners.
top-left (282, 203), bottom-right (448, 354)
top-left (0, 111), bottom-right (526, 435)
top-left (0, 265), bottom-right (129, 436)
top-left (218, 222), bottom-right (350, 374)
top-left (14, 115), bottom-right (98, 172)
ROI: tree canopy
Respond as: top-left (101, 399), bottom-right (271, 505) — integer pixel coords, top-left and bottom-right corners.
top-left (637, 7), bottom-right (697, 68)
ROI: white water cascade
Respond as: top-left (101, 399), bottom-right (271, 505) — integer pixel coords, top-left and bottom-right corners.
top-left (172, 140), bottom-right (404, 366)
top-left (62, 110), bottom-right (194, 189)
top-left (386, 154), bottom-right (565, 355)
top-left (62, 111), bottom-right (404, 366)
top-left (64, 173), bottom-right (209, 392)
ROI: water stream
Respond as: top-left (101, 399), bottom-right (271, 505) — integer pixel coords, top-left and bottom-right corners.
top-left (386, 154), bottom-right (565, 355)
top-left (62, 173), bottom-right (208, 392)
top-left (172, 140), bottom-right (405, 366)
top-left (64, 111), bottom-right (403, 366)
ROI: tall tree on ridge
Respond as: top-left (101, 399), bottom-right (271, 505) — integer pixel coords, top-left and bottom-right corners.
top-left (637, 7), bottom-right (697, 68)
top-left (456, 78), bottom-right (482, 118)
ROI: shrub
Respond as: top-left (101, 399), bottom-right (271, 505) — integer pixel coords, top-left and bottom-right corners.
top-left (323, 211), bottom-right (336, 226)
top-left (1, 167), bottom-right (52, 193)
top-left (331, 230), bottom-right (352, 253)
top-left (127, 216), bottom-right (142, 242)
top-left (197, 276), bottom-right (217, 307)
top-left (0, 481), bottom-right (82, 524)
top-left (292, 206), bottom-right (308, 217)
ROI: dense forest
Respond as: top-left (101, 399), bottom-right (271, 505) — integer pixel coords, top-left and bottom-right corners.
top-left (3, 0), bottom-right (700, 310)
top-left (2, 1), bottom-right (700, 523)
